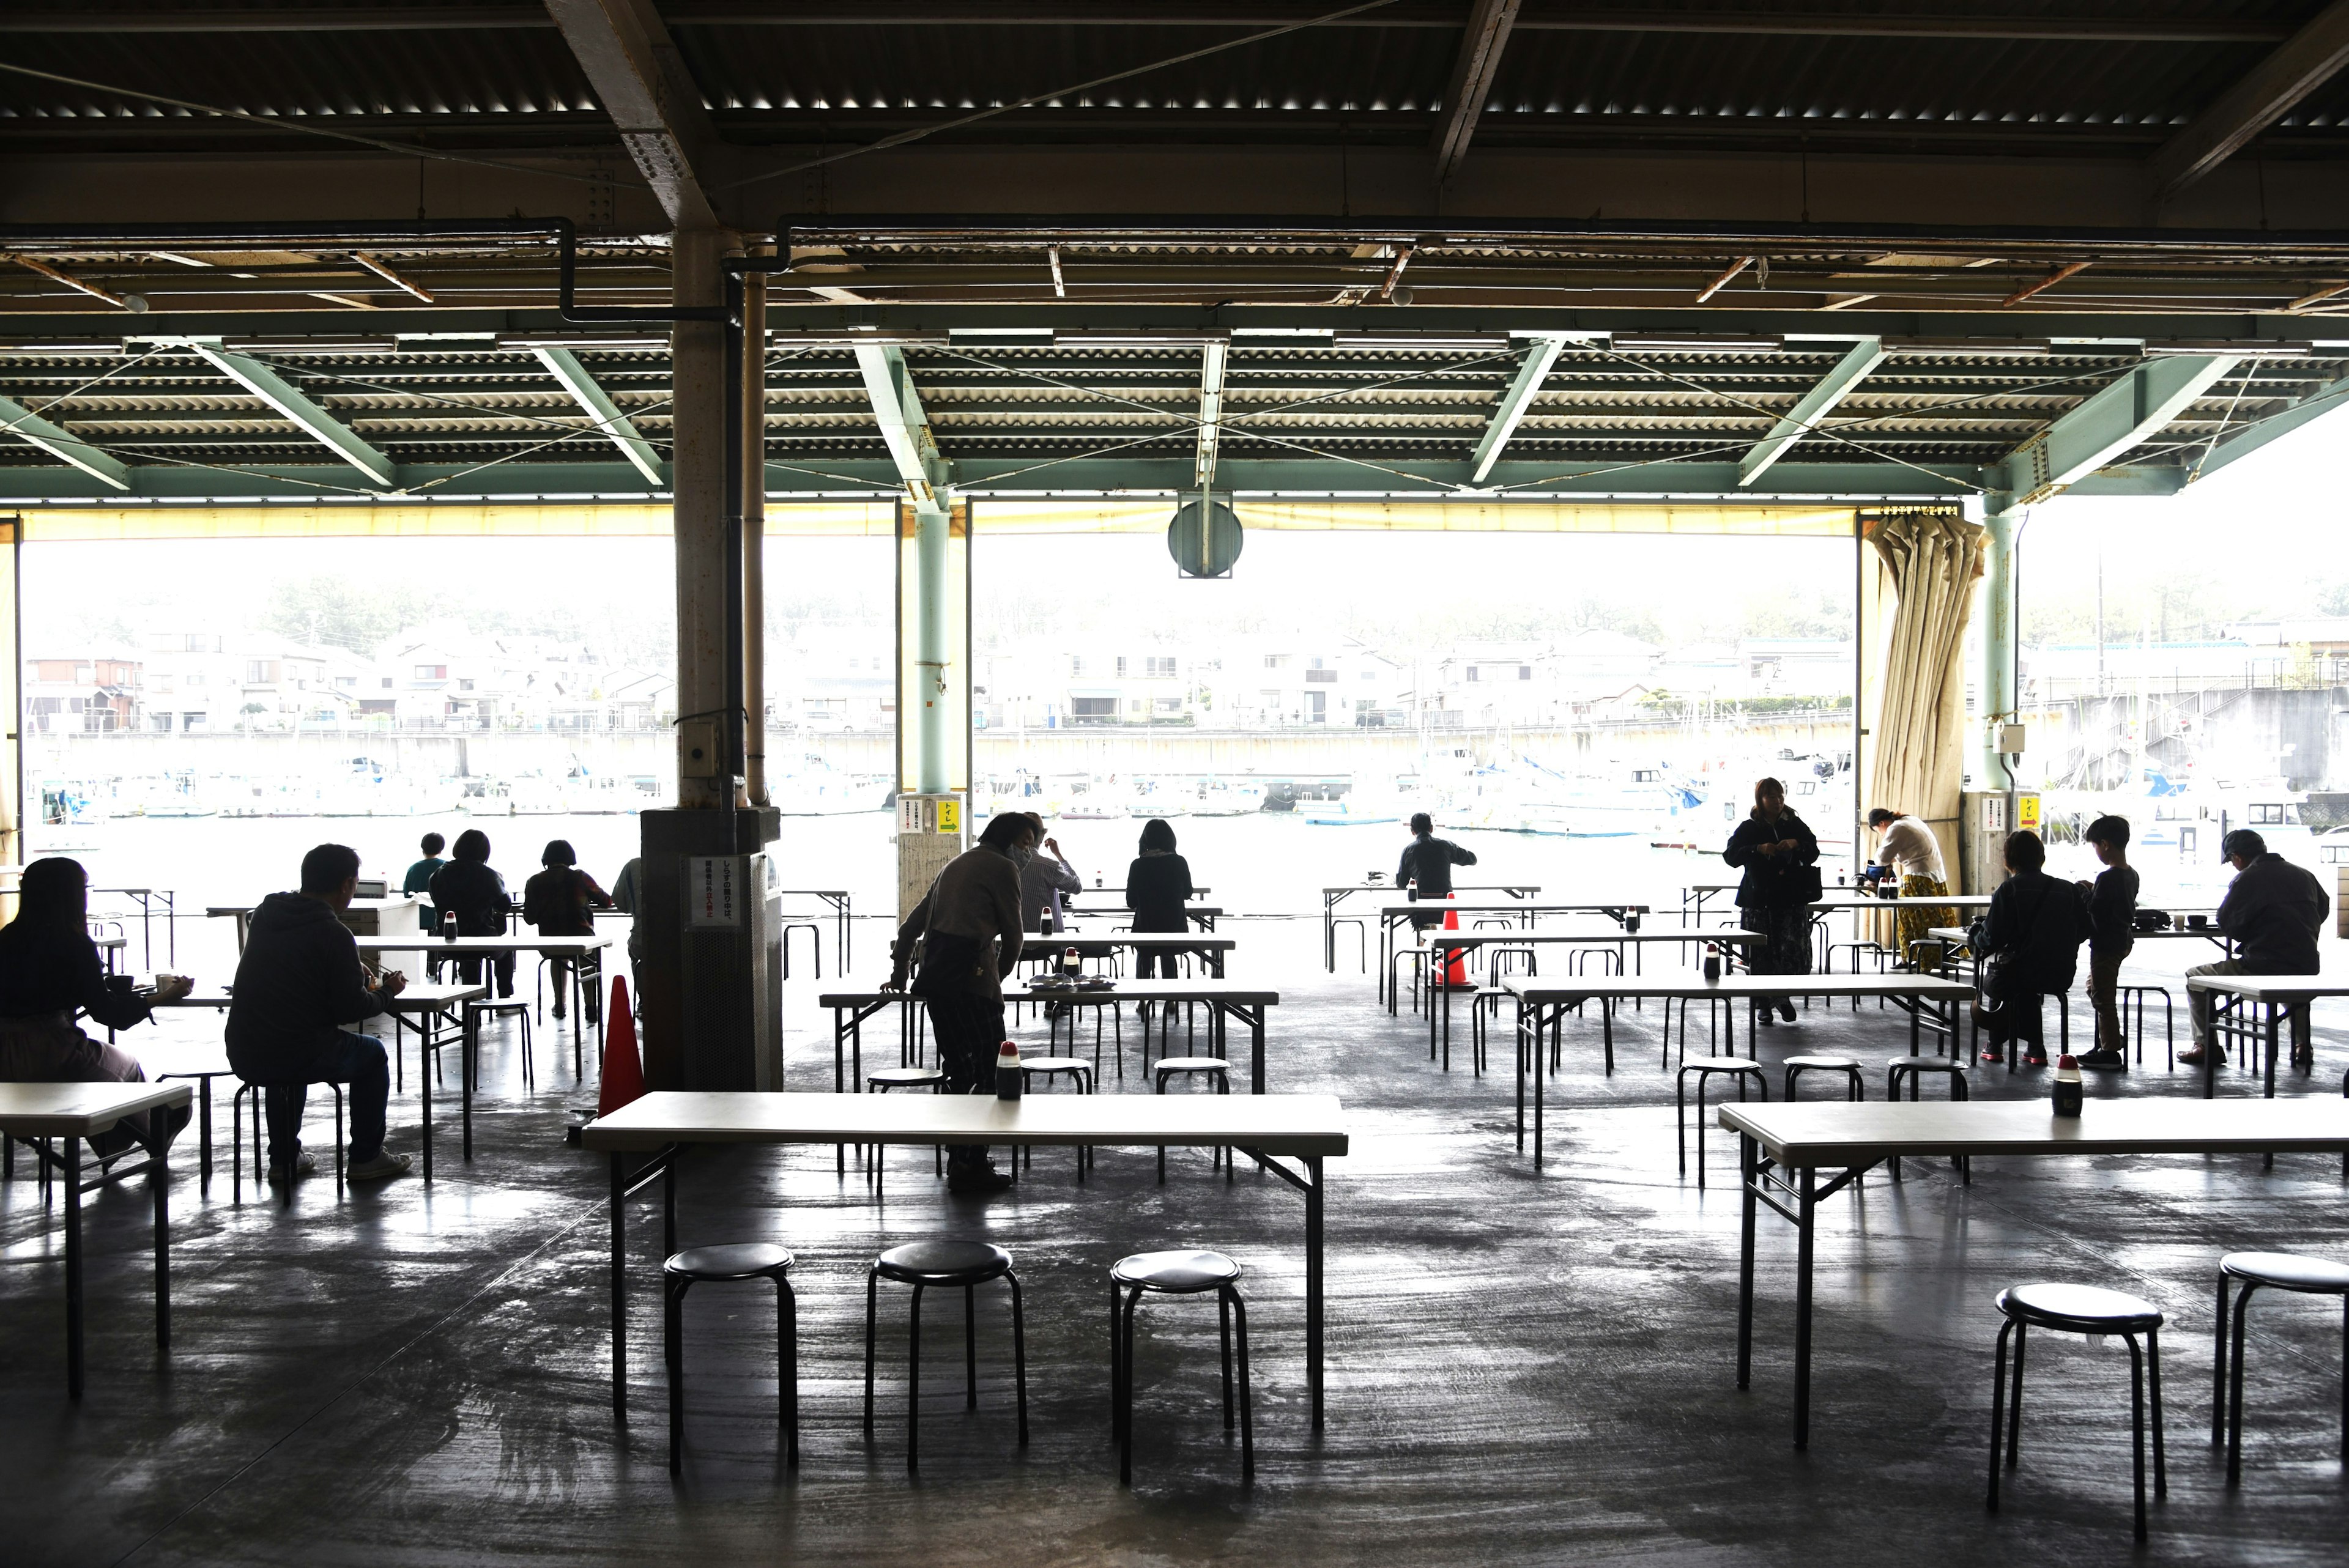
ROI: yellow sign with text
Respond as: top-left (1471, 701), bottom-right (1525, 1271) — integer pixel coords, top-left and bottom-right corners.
top-left (2017, 794), bottom-right (2041, 833)
top-left (935, 798), bottom-right (960, 834)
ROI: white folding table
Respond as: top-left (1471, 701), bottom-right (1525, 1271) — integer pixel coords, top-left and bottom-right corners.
top-left (1720, 1097), bottom-right (2349, 1449)
top-left (0, 1080), bottom-right (190, 1398)
top-left (1409, 928), bottom-right (1766, 1062)
top-left (1505, 972), bottom-right (1975, 1167)
top-left (1027, 933), bottom-right (1239, 979)
top-left (2185, 973), bottom-right (2349, 1098)
top-left (582, 1090), bottom-right (1349, 1427)
top-left (1376, 901), bottom-right (1650, 1004)
top-left (359, 931), bottom-right (613, 1067)
top-left (1323, 882), bottom-right (1540, 971)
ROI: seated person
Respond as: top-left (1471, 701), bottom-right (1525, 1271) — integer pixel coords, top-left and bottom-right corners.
top-left (226, 843), bottom-right (410, 1184)
top-left (1975, 829), bottom-right (2091, 1068)
top-left (0, 856), bottom-right (191, 1156)
top-left (428, 829), bottom-right (515, 998)
top-left (521, 838), bottom-right (612, 1023)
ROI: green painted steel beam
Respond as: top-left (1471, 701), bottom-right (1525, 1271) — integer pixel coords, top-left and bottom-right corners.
top-left (2188, 371), bottom-right (2349, 482)
top-left (852, 342), bottom-right (952, 506)
top-left (1469, 332), bottom-right (1567, 483)
top-left (530, 345), bottom-right (667, 486)
top-left (1991, 354), bottom-right (2238, 502)
top-left (190, 344), bottom-right (398, 487)
top-left (1738, 336), bottom-right (1886, 486)
top-left (0, 393), bottom-right (129, 490)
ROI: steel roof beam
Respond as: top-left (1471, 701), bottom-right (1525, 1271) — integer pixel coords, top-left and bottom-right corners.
top-left (2150, 0), bottom-right (2349, 197)
top-left (1994, 354), bottom-right (2238, 503)
top-left (1193, 339), bottom-right (1228, 492)
top-left (1737, 336), bottom-right (1885, 486)
top-left (1433, 0), bottom-right (1521, 183)
top-left (190, 343), bottom-right (398, 487)
top-left (1468, 331), bottom-right (1567, 483)
top-left (543, 0), bottom-right (720, 229)
top-left (0, 393), bottom-right (130, 490)
top-left (853, 343), bottom-right (952, 506)
top-left (2186, 370), bottom-right (2349, 483)
top-left (531, 346), bottom-right (666, 485)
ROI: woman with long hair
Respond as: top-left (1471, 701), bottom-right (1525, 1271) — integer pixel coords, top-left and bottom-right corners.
top-left (1124, 817), bottom-right (1196, 1007)
top-left (1721, 777), bottom-right (1821, 1027)
top-left (0, 857), bottom-right (190, 1153)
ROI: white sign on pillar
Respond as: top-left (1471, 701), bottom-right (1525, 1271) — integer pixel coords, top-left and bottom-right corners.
top-left (688, 855), bottom-right (742, 927)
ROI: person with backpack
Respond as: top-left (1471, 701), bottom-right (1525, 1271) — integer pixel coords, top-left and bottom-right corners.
top-left (1722, 777), bottom-right (1820, 1027)
top-left (1975, 829), bottom-right (2091, 1067)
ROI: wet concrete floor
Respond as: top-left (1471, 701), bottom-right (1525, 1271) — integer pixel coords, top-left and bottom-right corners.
top-left (4, 920), bottom-right (2345, 1566)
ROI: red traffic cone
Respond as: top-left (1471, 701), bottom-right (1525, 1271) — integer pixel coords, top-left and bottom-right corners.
top-left (597, 974), bottom-right (646, 1115)
top-left (1441, 896), bottom-right (1471, 989)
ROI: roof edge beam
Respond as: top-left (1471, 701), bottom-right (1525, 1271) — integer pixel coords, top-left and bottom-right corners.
top-left (1432, 0), bottom-right (1522, 183)
top-left (1997, 354), bottom-right (2239, 501)
top-left (2149, 0), bottom-right (2349, 196)
top-left (531, 346), bottom-right (666, 486)
top-left (191, 343), bottom-right (397, 487)
top-left (1469, 331), bottom-right (1567, 483)
top-left (2190, 371), bottom-right (2349, 482)
top-left (0, 393), bottom-right (130, 490)
top-left (1738, 336), bottom-right (1885, 486)
top-left (852, 342), bottom-right (952, 506)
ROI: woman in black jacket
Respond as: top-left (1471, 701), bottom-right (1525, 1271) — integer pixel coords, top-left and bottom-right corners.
top-left (428, 829), bottom-right (515, 998)
top-left (1124, 818), bottom-right (1195, 1004)
top-left (1975, 829), bottom-right (2090, 1067)
top-left (522, 838), bottom-right (612, 1023)
top-left (1721, 777), bottom-right (1820, 1026)
top-left (0, 857), bottom-right (190, 1153)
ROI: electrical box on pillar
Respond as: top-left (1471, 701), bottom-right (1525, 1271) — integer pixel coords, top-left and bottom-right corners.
top-left (1170, 494), bottom-right (1242, 579)
top-left (897, 500), bottom-right (972, 917)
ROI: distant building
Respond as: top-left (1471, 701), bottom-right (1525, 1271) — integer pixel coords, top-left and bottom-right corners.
top-left (24, 647), bottom-right (141, 733)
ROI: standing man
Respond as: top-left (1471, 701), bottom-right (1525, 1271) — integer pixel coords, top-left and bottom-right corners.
top-left (1865, 805), bottom-right (1954, 964)
top-left (1397, 812), bottom-right (1478, 932)
top-left (886, 812), bottom-right (1040, 1193)
top-left (2074, 815), bottom-right (2139, 1071)
top-left (226, 843), bottom-right (412, 1185)
top-left (2183, 829), bottom-right (2330, 1071)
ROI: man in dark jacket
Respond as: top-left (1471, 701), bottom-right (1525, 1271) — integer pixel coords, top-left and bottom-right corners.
top-left (1398, 812), bottom-right (1479, 931)
top-left (2184, 829), bottom-right (2332, 1069)
top-left (227, 843), bottom-right (410, 1183)
top-left (886, 812), bottom-right (1039, 1193)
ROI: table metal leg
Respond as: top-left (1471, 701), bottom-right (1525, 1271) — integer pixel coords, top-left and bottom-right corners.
top-left (1306, 1153), bottom-right (1324, 1430)
top-left (198, 1078), bottom-right (213, 1195)
top-left (2265, 1005), bottom-right (2279, 1100)
top-left (1794, 1165), bottom-right (1817, 1449)
top-left (461, 1005), bottom-right (476, 1163)
top-left (420, 1029), bottom-right (435, 1183)
top-left (1534, 1005), bottom-right (1547, 1170)
top-left (1737, 1133), bottom-right (1757, 1389)
top-left (1514, 996), bottom-right (1527, 1153)
top-left (609, 1152), bottom-right (626, 1419)
top-left (1250, 1008), bottom-right (1266, 1095)
top-left (64, 1135), bottom-right (83, 1399)
top-left (152, 1139), bottom-right (169, 1350)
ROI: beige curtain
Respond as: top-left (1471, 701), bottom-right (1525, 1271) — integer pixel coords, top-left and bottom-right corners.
top-left (1863, 507), bottom-right (1984, 876)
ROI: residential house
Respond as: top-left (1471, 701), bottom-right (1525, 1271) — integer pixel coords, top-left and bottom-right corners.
top-left (24, 646), bottom-right (141, 733)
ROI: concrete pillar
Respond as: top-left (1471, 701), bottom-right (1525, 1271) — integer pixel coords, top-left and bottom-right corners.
top-left (635, 229), bottom-right (782, 1092)
top-left (741, 253), bottom-right (770, 808)
top-left (0, 519), bottom-right (19, 909)
top-left (670, 227), bottom-right (732, 810)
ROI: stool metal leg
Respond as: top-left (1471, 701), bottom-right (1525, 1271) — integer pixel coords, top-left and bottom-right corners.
top-left (778, 1276), bottom-right (800, 1468)
top-left (863, 1267), bottom-right (878, 1443)
top-left (1219, 1287), bottom-right (1234, 1429)
top-left (2211, 1271), bottom-right (2230, 1448)
top-left (1230, 1287), bottom-right (1254, 1481)
top-left (2147, 1324), bottom-right (2166, 1499)
top-left (1988, 1318), bottom-right (2014, 1511)
top-left (666, 1276), bottom-right (689, 1474)
top-left (1118, 1285), bottom-right (1142, 1484)
top-left (965, 1284), bottom-right (978, 1409)
top-left (2006, 1321), bottom-right (2029, 1467)
top-left (2126, 1330), bottom-right (2149, 1540)
top-left (1009, 1270), bottom-right (1029, 1446)
top-left (2228, 1281), bottom-right (2257, 1485)
top-left (907, 1282), bottom-right (924, 1473)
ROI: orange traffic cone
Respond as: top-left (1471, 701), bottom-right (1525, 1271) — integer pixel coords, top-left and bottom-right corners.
top-left (1441, 896), bottom-right (1471, 988)
top-left (597, 974), bottom-right (646, 1115)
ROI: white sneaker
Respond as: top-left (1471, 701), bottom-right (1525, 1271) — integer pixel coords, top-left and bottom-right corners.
top-left (267, 1152), bottom-right (319, 1184)
top-left (348, 1151), bottom-right (413, 1182)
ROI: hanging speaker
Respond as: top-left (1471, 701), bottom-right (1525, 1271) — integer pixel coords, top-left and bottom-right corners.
top-left (1168, 492), bottom-right (1242, 579)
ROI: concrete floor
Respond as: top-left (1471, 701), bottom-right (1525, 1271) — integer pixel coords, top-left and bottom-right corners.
top-left (5, 920), bottom-right (2346, 1567)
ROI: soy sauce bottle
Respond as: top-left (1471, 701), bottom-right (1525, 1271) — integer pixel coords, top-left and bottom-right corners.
top-left (2052, 1053), bottom-right (2084, 1117)
top-left (995, 1040), bottom-right (1024, 1100)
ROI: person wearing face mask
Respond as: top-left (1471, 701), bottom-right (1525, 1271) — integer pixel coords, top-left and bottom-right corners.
top-left (885, 810), bottom-right (1038, 1193)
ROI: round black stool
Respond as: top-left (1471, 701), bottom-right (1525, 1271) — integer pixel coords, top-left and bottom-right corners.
top-left (863, 1240), bottom-right (1028, 1472)
top-left (1675, 1057), bottom-right (1765, 1189)
top-left (2212, 1250), bottom-right (2349, 1485)
top-left (464, 998), bottom-right (535, 1092)
top-left (865, 1065), bottom-right (946, 1188)
top-left (1885, 1057), bottom-right (1971, 1184)
top-left (1988, 1282), bottom-right (2167, 1541)
top-left (231, 1079), bottom-right (344, 1208)
top-left (1784, 1054), bottom-right (1864, 1102)
top-left (1020, 1056), bottom-right (1095, 1180)
top-left (1110, 1249), bottom-right (1253, 1485)
top-left (1153, 1056), bottom-right (1233, 1183)
top-left (662, 1243), bottom-right (796, 1474)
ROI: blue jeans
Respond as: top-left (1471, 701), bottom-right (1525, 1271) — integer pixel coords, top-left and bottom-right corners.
top-left (265, 1031), bottom-right (390, 1167)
